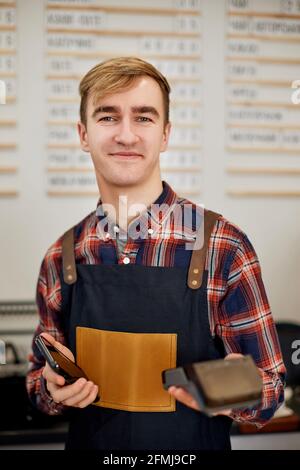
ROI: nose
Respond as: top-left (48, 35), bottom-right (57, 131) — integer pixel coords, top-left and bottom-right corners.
top-left (114, 118), bottom-right (139, 147)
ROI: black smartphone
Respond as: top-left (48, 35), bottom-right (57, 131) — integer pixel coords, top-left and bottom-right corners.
top-left (35, 334), bottom-right (88, 384)
top-left (162, 355), bottom-right (262, 415)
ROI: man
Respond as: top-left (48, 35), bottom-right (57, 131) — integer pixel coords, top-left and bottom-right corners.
top-left (27, 57), bottom-right (285, 450)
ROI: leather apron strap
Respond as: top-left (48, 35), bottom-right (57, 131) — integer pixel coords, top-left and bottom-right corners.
top-left (62, 227), bottom-right (77, 285)
top-left (62, 211), bottom-right (222, 289)
top-left (187, 210), bottom-right (221, 290)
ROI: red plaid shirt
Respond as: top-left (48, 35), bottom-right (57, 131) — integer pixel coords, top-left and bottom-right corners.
top-left (26, 181), bottom-right (285, 427)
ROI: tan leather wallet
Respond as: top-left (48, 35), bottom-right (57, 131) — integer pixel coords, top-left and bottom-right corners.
top-left (76, 327), bottom-right (177, 412)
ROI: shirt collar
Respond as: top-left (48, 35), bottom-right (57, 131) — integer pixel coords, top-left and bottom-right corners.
top-left (95, 180), bottom-right (179, 241)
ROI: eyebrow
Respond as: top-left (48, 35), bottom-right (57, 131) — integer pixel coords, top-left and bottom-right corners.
top-left (92, 105), bottom-right (160, 119)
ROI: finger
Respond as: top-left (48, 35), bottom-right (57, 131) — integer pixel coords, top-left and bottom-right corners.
top-left (51, 377), bottom-right (87, 404)
top-left (62, 381), bottom-right (95, 407)
top-left (225, 353), bottom-right (244, 361)
top-left (212, 408), bottom-right (232, 417)
top-left (168, 386), bottom-right (200, 411)
top-left (42, 363), bottom-right (65, 387)
top-left (40, 332), bottom-right (75, 362)
top-left (76, 385), bottom-right (99, 409)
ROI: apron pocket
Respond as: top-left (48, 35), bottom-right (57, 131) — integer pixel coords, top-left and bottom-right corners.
top-left (76, 327), bottom-right (177, 412)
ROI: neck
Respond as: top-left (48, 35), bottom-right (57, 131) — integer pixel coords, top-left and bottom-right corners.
top-left (97, 177), bottom-right (163, 229)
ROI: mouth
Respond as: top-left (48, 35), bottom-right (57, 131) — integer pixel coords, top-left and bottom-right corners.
top-left (109, 152), bottom-right (143, 160)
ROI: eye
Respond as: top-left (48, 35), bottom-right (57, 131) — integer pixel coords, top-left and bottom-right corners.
top-left (137, 116), bottom-right (152, 122)
top-left (98, 116), bottom-right (116, 122)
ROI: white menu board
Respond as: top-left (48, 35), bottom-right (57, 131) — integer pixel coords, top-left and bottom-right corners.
top-left (45, 0), bottom-right (203, 197)
top-left (0, 1), bottom-right (17, 197)
top-left (225, 0), bottom-right (300, 197)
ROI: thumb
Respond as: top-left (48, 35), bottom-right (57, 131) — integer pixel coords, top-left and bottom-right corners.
top-left (225, 353), bottom-right (244, 361)
top-left (40, 332), bottom-right (75, 362)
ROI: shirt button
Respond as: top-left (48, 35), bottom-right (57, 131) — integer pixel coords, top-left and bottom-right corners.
top-left (148, 228), bottom-right (154, 235)
top-left (123, 257), bottom-right (130, 264)
top-left (113, 225), bottom-right (120, 233)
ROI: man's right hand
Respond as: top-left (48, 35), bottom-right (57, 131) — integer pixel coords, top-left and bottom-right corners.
top-left (41, 332), bottom-right (99, 408)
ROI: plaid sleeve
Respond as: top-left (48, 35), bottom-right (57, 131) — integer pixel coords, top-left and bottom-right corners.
top-left (215, 231), bottom-right (286, 427)
top-left (26, 239), bottom-right (68, 416)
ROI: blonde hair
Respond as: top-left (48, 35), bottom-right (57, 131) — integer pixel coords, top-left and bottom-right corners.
top-left (79, 57), bottom-right (171, 126)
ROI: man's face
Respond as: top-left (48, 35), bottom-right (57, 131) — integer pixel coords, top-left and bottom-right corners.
top-left (78, 76), bottom-right (171, 188)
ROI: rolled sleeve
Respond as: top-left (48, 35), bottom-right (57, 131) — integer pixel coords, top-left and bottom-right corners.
top-left (26, 242), bottom-right (68, 416)
top-left (216, 233), bottom-right (286, 427)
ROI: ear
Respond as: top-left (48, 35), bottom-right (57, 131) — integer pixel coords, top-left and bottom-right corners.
top-left (77, 121), bottom-right (90, 152)
top-left (160, 122), bottom-right (171, 153)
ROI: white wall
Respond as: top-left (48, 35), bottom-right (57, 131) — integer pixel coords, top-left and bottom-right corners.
top-left (0, 0), bottom-right (299, 323)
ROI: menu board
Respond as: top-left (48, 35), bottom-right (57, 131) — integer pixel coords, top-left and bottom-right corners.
top-left (45, 0), bottom-right (203, 197)
top-left (225, 0), bottom-right (300, 197)
top-left (0, 0), bottom-right (17, 197)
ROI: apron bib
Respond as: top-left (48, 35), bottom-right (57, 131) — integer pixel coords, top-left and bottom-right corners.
top-left (60, 210), bottom-right (232, 450)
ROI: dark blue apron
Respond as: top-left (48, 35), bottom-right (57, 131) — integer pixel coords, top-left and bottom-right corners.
top-left (60, 211), bottom-right (232, 450)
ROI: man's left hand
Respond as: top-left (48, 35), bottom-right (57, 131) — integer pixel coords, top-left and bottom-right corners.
top-left (167, 353), bottom-right (244, 416)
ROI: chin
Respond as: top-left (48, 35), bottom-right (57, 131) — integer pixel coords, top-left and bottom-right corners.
top-left (107, 173), bottom-right (144, 187)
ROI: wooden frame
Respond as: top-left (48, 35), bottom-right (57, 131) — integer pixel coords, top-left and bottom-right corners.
top-left (227, 11), bottom-right (300, 20)
top-left (227, 101), bottom-right (298, 109)
top-left (0, 190), bottom-right (18, 197)
top-left (0, 26), bottom-right (15, 31)
top-left (0, 49), bottom-right (16, 55)
top-left (226, 146), bottom-right (300, 154)
top-left (227, 189), bottom-right (300, 197)
top-left (46, 28), bottom-right (201, 38)
top-left (46, 51), bottom-right (202, 61)
top-left (4, 96), bottom-right (16, 103)
top-left (47, 190), bottom-right (98, 197)
top-left (0, 143), bottom-right (16, 149)
top-left (47, 98), bottom-right (79, 104)
top-left (227, 33), bottom-right (300, 44)
top-left (0, 72), bottom-right (16, 78)
top-left (227, 123), bottom-right (300, 130)
top-left (47, 4), bottom-right (202, 16)
top-left (227, 79), bottom-right (298, 87)
top-left (0, 120), bottom-right (16, 126)
top-left (0, 2), bottom-right (16, 7)
top-left (0, 166), bottom-right (17, 173)
top-left (47, 167), bottom-right (93, 173)
top-left (227, 167), bottom-right (300, 175)
top-left (226, 56), bottom-right (300, 65)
